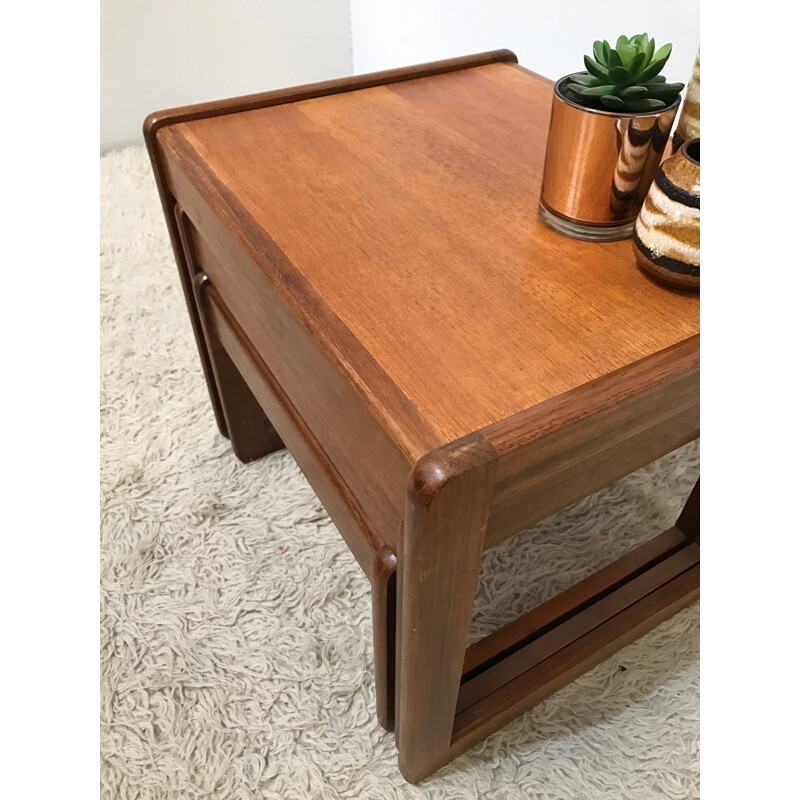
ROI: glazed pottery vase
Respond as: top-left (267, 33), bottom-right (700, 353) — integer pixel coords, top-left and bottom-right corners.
top-left (673, 50), bottom-right (700, 151)
top-left (539, 76), bottom-right (680, 242)
top-left (633, 138), bottom-right (700, 290)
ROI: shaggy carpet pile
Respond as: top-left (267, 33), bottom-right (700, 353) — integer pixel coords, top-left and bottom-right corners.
top-left (100, 145), bottom-right (699, 799)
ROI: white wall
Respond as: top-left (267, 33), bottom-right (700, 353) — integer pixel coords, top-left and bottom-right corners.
top-left (102, 2), bottom-right (700, 151)
top-left (351, 1), bottom-right (699, 89)
top-left (100, 0), bottom-right (352, 151)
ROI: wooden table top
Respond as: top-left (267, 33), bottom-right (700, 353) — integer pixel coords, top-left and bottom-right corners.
top-left (161, 60), bottom-right (699, 454)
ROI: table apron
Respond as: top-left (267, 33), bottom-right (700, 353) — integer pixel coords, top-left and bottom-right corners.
top-left (484, 360), bottom-right (699, 548)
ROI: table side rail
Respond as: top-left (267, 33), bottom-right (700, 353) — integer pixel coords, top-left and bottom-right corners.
top-left (483, 338), bottom-right (699, 548)
top-left (457, 536), bottom-right (699, 712)
top-left (203, 282), bottom-right (378, 575)
top-left (445, 566), bottom-right (699, 776)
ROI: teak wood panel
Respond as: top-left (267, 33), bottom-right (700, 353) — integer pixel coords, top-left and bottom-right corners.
top-left (157, 127), bottom-right (440, 461)
top-left (483, 337), bottom-right (699, 547)
top-left (144, 50), bottom-right (518, 137)
top-left (159, 150), bottom-right (412, 561)
top-left (161, 61), bottom-right (700, 451)
top-left (144, 50), bottom-right (518, 459)
top-left (202, 283), bottom-right (380, 574)
top-left (174, 205), bottom-right (285, 464)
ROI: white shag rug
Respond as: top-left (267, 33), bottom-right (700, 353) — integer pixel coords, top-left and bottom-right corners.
top-left (100, 146), bottom-right (699, 800)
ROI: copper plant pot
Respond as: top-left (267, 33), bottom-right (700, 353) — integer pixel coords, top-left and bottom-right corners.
top-left (539, 76), bottom-right (680, 242)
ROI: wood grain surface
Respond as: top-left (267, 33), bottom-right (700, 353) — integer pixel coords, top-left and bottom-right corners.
top-left (174, 205), bottom-right (285, 462)
top-left (483, 336), bottom-right (699, 546)
top-left (396, 434), bottom-right (498, 781)
top-left (158, 60), bottom-right (699, 457)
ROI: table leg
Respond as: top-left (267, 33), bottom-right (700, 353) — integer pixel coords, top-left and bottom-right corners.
top-left (173, 204), bottom-right (284, 462)
top-left (676, 478), bottom-right (699, 542)
top-left (190, 272), bottom-right (285, 462)
top-left (396, 434), bottom-right (498, 782)
top-left (372, 546), bottom-right (397, 731)
top-left (149, 183), bottom-right (230, 439)
top-left (397, 447), bottom-right (699, 782)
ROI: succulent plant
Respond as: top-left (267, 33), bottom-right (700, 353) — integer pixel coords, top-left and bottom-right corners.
top-left (566, 34), bottom-right (685, 113)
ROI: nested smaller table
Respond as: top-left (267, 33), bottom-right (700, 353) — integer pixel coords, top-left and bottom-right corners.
top-left (145, 49), bottom-right (699, 783)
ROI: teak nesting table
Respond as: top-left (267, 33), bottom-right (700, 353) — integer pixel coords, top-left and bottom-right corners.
top-left (145, 50), bottom-right (700, 783)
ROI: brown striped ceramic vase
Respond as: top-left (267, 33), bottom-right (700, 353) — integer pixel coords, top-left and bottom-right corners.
top-left (673, 50), bottom-right (700, 151)
top-left (633, 138), bottom-right (699, 290)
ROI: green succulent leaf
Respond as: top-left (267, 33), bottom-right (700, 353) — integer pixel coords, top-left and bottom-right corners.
top-left (569, 72), bottom-right (603, 87)
top-left (568, 83), bottom-right (616, 97)
top-left (617, 42), bottom-right (636, 67)
top-left (629, 51), bottom-right (648, 77)
top-left (583, 55), bottom-right (608, 80)
top-left (572, 35), bottom-right (677, 113)
top-left (624, 98), bottom-right (667, 111)
top-left (644, 81), bottom-right (685, 101)
top-left (600, 94), bottom-right (625, 110)
top-left (652, 42), bottom-right (673, 63)
top-left (619, 85), bottom-right (648, 98)
top-left (636, 56), bottom-right (670, 84)
top-left (609, 65), bottom-right (633, 85)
